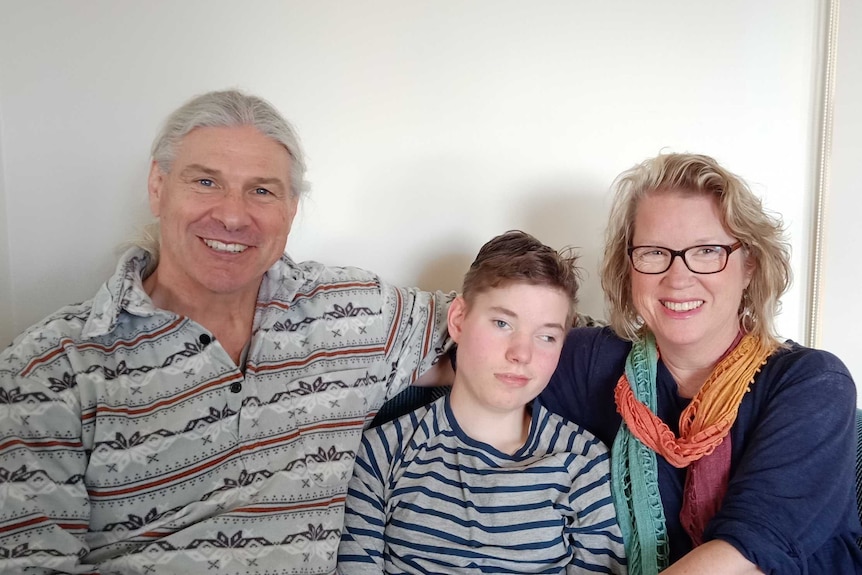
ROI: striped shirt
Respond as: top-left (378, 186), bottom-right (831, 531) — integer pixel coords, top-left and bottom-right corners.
top-left (0, 247), bottom-right (450, 575)
top-left (337, 396), bottom-right (627, 574)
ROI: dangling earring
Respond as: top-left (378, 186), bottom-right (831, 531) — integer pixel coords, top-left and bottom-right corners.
top-left (739, 290), bottom-right (755, 333)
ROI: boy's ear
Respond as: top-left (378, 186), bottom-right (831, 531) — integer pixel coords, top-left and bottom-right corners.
top-left (447, 296), bottom-right (468, 344)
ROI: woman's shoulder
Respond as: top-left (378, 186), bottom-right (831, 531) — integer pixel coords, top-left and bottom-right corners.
top-left (561, 325), bottom-right (631, 362)
top-left (775, 340), bottom-right (852, 369)
top-left (543, 327), bottom-right (629, 446)
top-left (766, 341), bottom-right (854, 383)
top-left (752, 340), bottom-right (856, 405)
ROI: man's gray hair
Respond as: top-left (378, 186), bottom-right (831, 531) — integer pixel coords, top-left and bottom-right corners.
top-left (134, 90), bottom-right (307, 270)
top-left (151, 89), bottom-right (307, 197)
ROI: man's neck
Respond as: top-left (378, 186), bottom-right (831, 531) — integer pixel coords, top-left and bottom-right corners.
top-left (143, 269), bottom-right (258, 365)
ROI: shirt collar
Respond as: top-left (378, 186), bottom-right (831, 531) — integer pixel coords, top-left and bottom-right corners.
top-left (81, 247), bottom-right (307, 339)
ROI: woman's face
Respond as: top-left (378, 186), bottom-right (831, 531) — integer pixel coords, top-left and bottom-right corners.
top-left (630, 190), bottom-right (753, 359)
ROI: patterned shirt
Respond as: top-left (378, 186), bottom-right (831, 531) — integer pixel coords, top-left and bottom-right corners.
top-left (0, 248), bottom-right (451, 575)
top-left (337, 396), bottom-right (627, 574)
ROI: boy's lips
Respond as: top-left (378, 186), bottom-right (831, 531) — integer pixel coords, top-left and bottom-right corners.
top-left (495, 373), bottom-right (530, 386)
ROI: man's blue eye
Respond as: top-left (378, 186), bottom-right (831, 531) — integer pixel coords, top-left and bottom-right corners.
top-left (254, 188), bottom-right (272, 196)
top-left (198, 179), bottom-right (214, 187)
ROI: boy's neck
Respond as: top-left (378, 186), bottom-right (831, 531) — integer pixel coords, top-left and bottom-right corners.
top-left (448, 387), bottom-right (533, 455)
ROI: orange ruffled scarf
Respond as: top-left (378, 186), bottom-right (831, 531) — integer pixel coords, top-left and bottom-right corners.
top-left (613, 332), bottom-right (774, 560)
top-left (615, 333), bottom-right (773, 468)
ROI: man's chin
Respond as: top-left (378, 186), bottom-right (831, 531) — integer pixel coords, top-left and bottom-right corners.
top-left (190, 266), bottom-right (267, 298)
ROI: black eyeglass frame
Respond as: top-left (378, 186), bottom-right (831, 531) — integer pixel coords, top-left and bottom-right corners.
top-left (627, 241), bottom-right (744, 275)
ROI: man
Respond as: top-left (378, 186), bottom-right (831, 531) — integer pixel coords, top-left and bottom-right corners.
top-left (337, 231), bottom-right (626, 574)
top-left (0, 90), bottom-right (451, 574)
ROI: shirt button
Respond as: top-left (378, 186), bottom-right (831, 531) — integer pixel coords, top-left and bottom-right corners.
top-left (199, 334), bottom-right (212, 346)
top-left (230, 382), bottom-right (242, 394)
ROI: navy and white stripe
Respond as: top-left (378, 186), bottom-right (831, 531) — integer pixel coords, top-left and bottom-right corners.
top-left (338, 396), bottom-right (627, 574)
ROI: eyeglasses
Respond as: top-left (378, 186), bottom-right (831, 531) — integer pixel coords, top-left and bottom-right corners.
top-left (627, 241), bottom-right (744, 274)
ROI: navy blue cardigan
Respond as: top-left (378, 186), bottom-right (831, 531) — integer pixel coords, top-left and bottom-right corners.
top-left (538, 326), bottom-right (862, 573)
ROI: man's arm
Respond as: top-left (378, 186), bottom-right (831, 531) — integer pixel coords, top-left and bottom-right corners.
top-left (412, 347), bottom-right (455, 387)
top-left (381, 285), bottom-right (453, 398)
top-left (0, 363), bottom-right (97, 574)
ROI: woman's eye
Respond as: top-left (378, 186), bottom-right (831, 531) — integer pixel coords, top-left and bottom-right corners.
top-left (635, 248), bottom-right (666, 259)
top-left (538, 335), bottom-right (557, 343)
top-left (494, 320), bottom-right (510, 329)
top-left (697, 246), bottom-right (720, 256)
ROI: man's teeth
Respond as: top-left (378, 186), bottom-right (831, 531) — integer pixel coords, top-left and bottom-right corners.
top-left (663, 300), bottom-right (703, 312)
top-left (203, 239), bottom-right (248, 253)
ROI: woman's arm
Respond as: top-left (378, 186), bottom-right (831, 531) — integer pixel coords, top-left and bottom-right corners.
top-left (661, 540), bottom-right (763, 575)
top-left (688, 348), bottom-right (859, 572)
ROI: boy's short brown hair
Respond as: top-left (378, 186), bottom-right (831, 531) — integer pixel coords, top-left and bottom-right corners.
top-left (462, 230), bottom-right (581, 325)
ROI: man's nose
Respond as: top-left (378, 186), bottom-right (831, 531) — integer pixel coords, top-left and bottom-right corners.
top-left (211, 189), bottom-right (251, 230)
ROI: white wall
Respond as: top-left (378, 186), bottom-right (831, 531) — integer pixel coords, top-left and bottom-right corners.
top-left (821, 0), bottom-right (862, 390)
top-left (0, 94), bottom-right (11, 347)
top-left (0, 1), bottom-right (825, 368)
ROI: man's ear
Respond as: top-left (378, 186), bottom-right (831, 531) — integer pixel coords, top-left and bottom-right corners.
top-left (447, 295), bottom-right (468, 344)
top-left (147, 161), bottom-right (165, 217)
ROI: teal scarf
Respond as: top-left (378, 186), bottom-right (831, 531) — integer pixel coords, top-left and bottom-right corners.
top-left (611, 333), bottom-right (669, 575)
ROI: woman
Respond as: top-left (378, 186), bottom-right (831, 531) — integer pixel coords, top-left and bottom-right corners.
top-left (539, 153), bottom-right (862, 574)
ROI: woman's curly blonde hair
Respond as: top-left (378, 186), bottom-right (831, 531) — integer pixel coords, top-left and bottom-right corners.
top-left (601, 153), bottom-right (791, 348)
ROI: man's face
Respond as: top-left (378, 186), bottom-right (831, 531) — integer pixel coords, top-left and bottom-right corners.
top-left (148, 125), bottom-right (298, 301)
top-left (447, 283), bottom-right (569, 417)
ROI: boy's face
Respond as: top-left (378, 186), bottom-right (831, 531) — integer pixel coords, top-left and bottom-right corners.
top-left (448, 283), bottom-right (570, 416)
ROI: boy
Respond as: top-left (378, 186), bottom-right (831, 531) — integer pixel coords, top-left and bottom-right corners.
top-left (337, 231), bottom-right (626, 574)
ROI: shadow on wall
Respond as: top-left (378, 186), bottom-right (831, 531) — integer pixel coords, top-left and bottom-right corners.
top-left (415, 251), bottom-right (474, 295)
top-left (409, 178), bottom-right (611, 321)
top-left (11, 164), bottom-right (154, 338)
top-left (517, 180), bottom-right (609, 320)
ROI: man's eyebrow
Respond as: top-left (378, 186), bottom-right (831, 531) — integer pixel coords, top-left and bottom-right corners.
top-left (488, 306), bottom-right (565, 332)
top-left (248, 176), bottom-right (287, 188)
top-left (179, 164), bottom-right (221, 178)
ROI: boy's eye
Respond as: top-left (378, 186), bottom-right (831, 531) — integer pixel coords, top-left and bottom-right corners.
top-left (538, 335), bottom-right (557, 344)
top-left (494, 319), bottom-right (510, 329)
